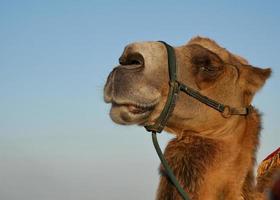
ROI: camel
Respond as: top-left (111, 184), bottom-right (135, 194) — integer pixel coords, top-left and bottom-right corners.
top-left (104, 36), bottom-right (280, 199)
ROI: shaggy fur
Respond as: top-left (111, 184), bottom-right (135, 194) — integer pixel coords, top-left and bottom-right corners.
top-left (157, 135), bottom-right (219, 199)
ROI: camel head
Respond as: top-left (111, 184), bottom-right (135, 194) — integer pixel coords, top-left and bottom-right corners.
top-left (104, 37), bottom-right (271, 137)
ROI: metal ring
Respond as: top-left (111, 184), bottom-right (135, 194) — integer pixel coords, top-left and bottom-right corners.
top-left (222, 105), bottom-right (232, 118)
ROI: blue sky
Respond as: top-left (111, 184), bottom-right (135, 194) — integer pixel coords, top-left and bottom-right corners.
top-left (0, 1), bottom-right (279, 199)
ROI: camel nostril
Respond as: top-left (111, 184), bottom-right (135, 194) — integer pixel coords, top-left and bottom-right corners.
top-left (129, 59), bottom-right (141, 65)
top-left (119, 57), bottom-right (126, 65)
top-left (119, 53), bottom-right (144, 67)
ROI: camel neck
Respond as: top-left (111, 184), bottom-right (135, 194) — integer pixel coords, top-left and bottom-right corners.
top-left (157, 109), bottom-right (261, 199)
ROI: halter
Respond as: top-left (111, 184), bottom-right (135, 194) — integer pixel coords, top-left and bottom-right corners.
top-left (145, 41), bottom-right (250, 200)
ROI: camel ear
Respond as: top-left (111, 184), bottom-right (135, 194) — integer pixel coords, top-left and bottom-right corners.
top-left (240, 65), bottom-right (271, 104)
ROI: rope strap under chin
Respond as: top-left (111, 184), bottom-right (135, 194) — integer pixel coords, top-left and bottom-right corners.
top-left (152, 131), bottom-right (190, 200)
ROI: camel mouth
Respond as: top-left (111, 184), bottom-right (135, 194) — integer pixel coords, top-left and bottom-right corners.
top-left (109, 100), bottom-right (158, 125)
top-left (112, 101), bottom-right (156, 115)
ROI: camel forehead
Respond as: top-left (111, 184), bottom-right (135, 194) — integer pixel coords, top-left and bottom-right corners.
top-left (188, 36), bottom-right (249, 65)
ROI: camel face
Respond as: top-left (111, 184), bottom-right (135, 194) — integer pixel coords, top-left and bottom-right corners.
top-left (104, 37), bottom-right (271, 136)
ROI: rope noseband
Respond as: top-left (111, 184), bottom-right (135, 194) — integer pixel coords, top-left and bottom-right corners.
top-left (145, 41), bottom-right (250, 200)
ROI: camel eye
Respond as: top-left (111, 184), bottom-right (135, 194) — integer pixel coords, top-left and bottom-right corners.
top-left (200, 66), bottom-right (206, 71)
top-left (200, 66), bottom-right (217, 73)
top-left (199, 65), bottom-right (221, 79)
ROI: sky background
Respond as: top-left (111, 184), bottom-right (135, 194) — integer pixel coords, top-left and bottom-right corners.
top-left (0, 1), bottom-right (279, 200)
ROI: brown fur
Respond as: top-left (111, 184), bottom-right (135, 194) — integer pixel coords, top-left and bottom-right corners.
top-left (157, 135), bottom-right (219, 200)
top-left (104, 36), bottom-right (275, 199)
top-left (157, 108), bottom-right (261, 200)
